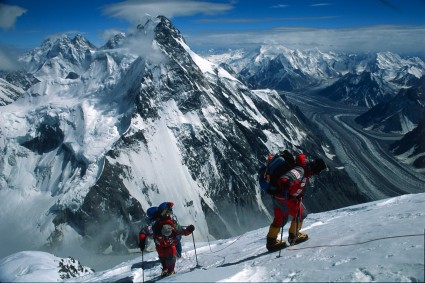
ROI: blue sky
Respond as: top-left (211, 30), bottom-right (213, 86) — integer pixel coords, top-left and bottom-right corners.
top-left (1, 0), bottom-right (425, 57)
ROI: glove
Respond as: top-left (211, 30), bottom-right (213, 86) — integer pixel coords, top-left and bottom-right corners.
top-left (186, 224), bottom-right (195, 234)
top-left (139, 234), bottom-right (146, 251)
top-left (139, 239), bottom-right (146, 251)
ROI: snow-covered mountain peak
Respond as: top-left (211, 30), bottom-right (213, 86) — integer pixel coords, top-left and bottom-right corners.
top-left (24, 34), bottom-right (96, 63)
top-left (19, 34), bottom-right (98, 80)
top-left (135, 15), bottom-right (183, 43)
top-left (375, 51), bottom-right (403, 66)
top-left (373, 51), bottom-right (425, 80)
top-left (71, 34), bottom-right (96, 50)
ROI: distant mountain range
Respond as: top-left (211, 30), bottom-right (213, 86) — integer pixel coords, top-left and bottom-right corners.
top-left (206, 46), bottom-right (425, 172)
top-left (206, 47), bottom-right (425, 107)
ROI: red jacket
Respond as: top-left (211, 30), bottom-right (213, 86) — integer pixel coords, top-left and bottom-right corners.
top-left (153, 219), bottom-right (187, 248)
top-left (139, 217), bottom-right (192, 252)
top-left (138, 210), bottom-right (194, 273)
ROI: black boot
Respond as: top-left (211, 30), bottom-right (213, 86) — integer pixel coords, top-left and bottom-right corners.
top-left (288, 232), bottom-right (308, 245)
top-left (266, 237), bottom-right (286, 252)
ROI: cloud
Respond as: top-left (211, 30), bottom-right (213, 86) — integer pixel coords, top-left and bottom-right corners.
top-left (100, 28), bottom-right (125, 42)
top-left (103, 0), bottom-right (233, 25)
top-left (271, 4), bottom-right (289, 8)
top-left (184, 25), bottom-right (425, 56)
top-left (196, 16), bottom-right (339, 24)
top-left (0, 44), bottom-right (25, 71)
top-left (310, 3), bottom-right (331, 7)
top-left (0, 3), bottom-right (27, 30)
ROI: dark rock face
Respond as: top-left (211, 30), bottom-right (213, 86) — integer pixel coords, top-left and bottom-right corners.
top-left (66, 72), bottom-right (79, 79)
top-left (52, 157), bottom-right (145, 252)
top-left (21, 122), bottom-right (64, 154)
top-left (0, 70), bottom-right (40, 91)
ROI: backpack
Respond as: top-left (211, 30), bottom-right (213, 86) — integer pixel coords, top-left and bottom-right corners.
top-left (147, 206), bottom-right (159, 222)
top-left (258, 152), bottom-right (294, 194)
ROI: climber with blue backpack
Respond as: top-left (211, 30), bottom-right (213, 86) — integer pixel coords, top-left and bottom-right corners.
top-left (258, 150), bottom-right (327, 252)
top-left (143, 202), bottom-right (184, 258)
top-left (138, 202), bottom-right (195, 277)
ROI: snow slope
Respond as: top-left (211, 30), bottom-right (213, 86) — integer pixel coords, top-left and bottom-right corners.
top-left (1, 193), bottom-right (423, 282)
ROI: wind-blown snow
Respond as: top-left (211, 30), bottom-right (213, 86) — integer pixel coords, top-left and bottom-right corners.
top-left (1, 193), bottom-right (423, 282)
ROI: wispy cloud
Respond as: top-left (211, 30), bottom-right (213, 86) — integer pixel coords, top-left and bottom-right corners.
top-left (103, 0), bottom-right (233, 24)
top-left (310, 3), bottom-right (331, 7)
top-left (271, 4), bottom-right (289, 8)
top-left (100, 29), bottom-right (125, 41)
top-left (0, 44), bottom-right (25, 71)
top-left (196, 16), bottom-right (339, 24)
top-left (0, 4), bottom-right (27, 30)
top-left (185, 25), bottom-right (425, 55)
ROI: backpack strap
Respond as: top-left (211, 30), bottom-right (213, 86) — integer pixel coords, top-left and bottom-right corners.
top-left (264, 154), bottom-right (274, 182)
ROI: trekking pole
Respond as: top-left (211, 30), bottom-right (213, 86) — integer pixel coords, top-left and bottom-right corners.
top-left (277, 224), bottom-right (285, 258)
top-left (291, 200), bottom-right (301, 246)
top-left (277, 193), bottom-right (289, 258)
top-left (207, 235), bottom-right (212, 252)
top-left (142, 250), bottom-right (144, 283)
top-left (191, 233), bottom-right (200, 267)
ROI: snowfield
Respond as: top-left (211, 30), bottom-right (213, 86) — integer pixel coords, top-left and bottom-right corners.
top-left (1, 192), bottom-right (424, 282)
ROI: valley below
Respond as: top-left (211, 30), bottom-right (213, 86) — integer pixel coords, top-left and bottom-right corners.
top-left (285, 91), bottom-right (425, 200)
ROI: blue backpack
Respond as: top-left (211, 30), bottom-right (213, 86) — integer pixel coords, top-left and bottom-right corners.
top-left (147, 202), bottom-right (175, 223)
top-left (147, 206), bottom-right (159, 222)
top-left (258, 153), bottom-right (293, 194)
